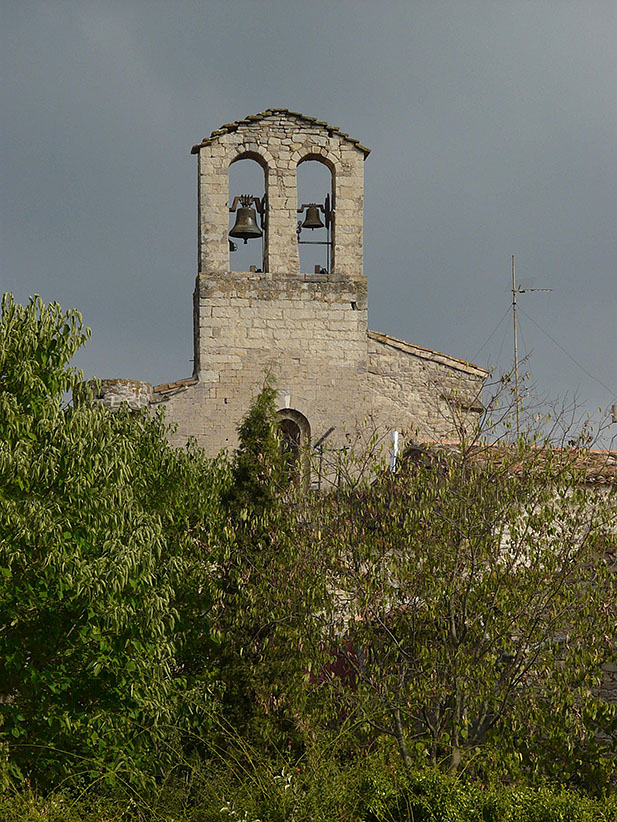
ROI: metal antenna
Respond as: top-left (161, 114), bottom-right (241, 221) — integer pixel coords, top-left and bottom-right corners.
top-left (511, 254), bottom-right (552, 437)
top-left (512, 255), bottom-right (520, 436)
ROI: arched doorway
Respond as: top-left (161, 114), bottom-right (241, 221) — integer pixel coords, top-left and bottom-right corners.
top-left (280, 417), bottom-right (301, 472)
top-left (277, 409), bottom-right (310, 485)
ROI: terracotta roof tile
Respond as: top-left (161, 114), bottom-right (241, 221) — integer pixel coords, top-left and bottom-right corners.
top-left (405, 440), bottom-right (617, 485)
top-left (152, 376), bottom-right (197, 396)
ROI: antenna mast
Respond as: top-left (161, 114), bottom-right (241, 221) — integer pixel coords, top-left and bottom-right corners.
top-left (512, 254), bottom-right (520, 437)
top-left (510, 255), bottom-right (552, 439)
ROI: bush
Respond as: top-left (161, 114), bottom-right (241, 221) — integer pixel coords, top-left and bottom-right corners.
top-left (2, 761), bottom-right (616, 822)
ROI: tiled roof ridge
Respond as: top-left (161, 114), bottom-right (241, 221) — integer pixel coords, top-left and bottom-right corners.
top-left (191, 109), bottom-right (371, 156)
top-left (368, 329), bottom-right (488, 377)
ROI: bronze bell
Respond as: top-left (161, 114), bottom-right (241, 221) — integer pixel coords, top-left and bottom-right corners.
top-left (229, 207), bottom-right (263, 244)
top-left (302, 204), bottom-right (324, 230)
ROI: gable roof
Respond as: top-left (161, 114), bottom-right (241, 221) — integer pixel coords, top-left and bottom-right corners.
top-left (191, 109), bottom-right (371, 156)
top-left (368, 329), bottom-right (488, 377)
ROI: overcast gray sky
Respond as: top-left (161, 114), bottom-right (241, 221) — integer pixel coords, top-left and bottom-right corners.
top-left (2, 1), bottom-right (615, 438)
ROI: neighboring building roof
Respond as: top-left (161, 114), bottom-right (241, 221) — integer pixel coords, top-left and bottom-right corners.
top-left (152, 376), bottom-right (197, 400)
top-left (368, 329), bottom-right (488, 377)
top-left (191, 109), bottom-right (371, 157)
top-left (405, 440), bottom-right (617, 485)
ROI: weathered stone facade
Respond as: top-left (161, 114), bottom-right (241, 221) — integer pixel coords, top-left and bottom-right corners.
top-left (95, 110), bottom-right (488, 462)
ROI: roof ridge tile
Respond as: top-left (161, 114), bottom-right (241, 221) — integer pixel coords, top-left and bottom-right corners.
top-left (191, 110), bottom-right (370, 156)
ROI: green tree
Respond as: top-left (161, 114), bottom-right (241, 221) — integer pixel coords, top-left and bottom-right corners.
top-left (214, 378), bottom-right (321, 751)
top-left (303, 433), bottom-right (617, 788)
top-left (225, 374), bottom-right (288, 516)
top-left (0, 294), bottom-right (223, 787)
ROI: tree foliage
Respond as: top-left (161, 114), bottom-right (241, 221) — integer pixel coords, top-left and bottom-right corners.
top-left (2, 292), bottom-right (617, 798)
top-left (0, 294), bottom-right (225, 787)
top-left (213, 376), bottom-right (317, 749)
top-left (225, 373), bottom-right (288, 516)
top-left (300, 435), bottom-right (617, 788)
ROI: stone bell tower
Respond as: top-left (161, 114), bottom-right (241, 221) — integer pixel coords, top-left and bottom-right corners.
top-left (129, 109), bottom-right (488, 463)
top-left (156, 109), bottom-right (374, 455)
top-left (193, 109), bottom-right (367, 278)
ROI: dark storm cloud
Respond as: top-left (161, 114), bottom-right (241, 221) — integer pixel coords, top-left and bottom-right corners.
top-left (1, 1), bottom-right (615, 436)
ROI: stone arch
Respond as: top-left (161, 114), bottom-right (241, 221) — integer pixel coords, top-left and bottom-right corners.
top-left (277, 408), bottom-right (311, 485)
top-left (292, 146), bottom-right (339, 171)
top-left (227, 143), bottom-right (277, 272)
top-left (227, 149), bottom-right (270, 272)
top-left (295, 151), bottom-right (336, 274)
top-left (228, 143), bottom-right (275, 171)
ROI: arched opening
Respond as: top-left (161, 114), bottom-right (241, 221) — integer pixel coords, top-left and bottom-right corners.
top-left (228, 155), bottom-right (266, 272)
top-left (278, 408), bottom-right (311, 486)
top-left (280, 418), bottom-right (301, 475)
top-left (296, 158), bottom-right (334, 275)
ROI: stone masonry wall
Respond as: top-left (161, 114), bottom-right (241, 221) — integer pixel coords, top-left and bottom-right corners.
top-left (367, 332), bottom-right (486, 442)
top-left (160, 274), bottom-right (487, 455)
top-left (162, 269), bottom-right (370, 455)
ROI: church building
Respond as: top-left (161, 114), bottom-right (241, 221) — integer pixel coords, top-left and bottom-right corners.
top-left (94, 110), bottom-right (488, 470)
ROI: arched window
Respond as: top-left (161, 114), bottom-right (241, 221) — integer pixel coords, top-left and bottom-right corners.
top-left (278, 409), bottom-right (311, 485)
top-left (228, 155), bottom-right (266, 272)
top-left (296, 158), bottom-right (334, 275)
